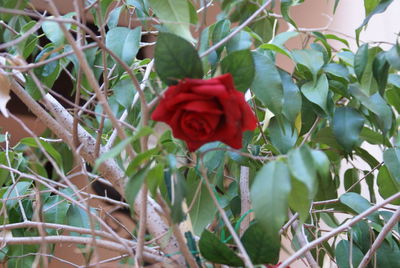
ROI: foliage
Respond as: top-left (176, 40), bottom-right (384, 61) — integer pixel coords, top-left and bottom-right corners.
top-left (0, 0), bottom-right (399, 267)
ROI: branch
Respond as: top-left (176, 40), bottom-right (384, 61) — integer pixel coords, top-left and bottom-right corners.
top-left (0, 235), bottom-right (164, 264)
top-left (239, 166), bottom-right (251, 236)
top-left (200, 0), bottom-right (273, 58)
top-left (278, 192), bottom-right (400, 268)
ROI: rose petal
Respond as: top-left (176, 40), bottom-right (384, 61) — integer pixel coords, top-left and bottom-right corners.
top-left (181, 99), bottom-right (223, 114)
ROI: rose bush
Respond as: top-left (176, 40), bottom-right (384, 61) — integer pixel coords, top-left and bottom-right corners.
top-left (151, 73), bottom-right (257, 151)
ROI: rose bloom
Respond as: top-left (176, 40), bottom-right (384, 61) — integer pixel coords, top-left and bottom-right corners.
top-left (151, 73), bottom-right (257, 151)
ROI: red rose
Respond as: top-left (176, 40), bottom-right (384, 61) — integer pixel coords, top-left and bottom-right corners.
top-left (151, 73), bottom-right (257, 151)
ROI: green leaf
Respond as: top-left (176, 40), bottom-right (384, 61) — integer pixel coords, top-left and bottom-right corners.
top-left (354, 43), bottom-right (369, 81)
top-left (125, 164), bottom-right (151, 212)
top-left (94, 137), bottom-right (134, 170)
top-left (301, 74), bottom-right (329, 114)
top-left (385, 45), bottom-right (400, 70)
top-left (356, 0), bottom-right (394, 44)
top-left (332, 107), bottom-right (365, 153)
top-left (212, 19), bottom-right (231, 54)
top-left (288, 145), bottom-right (317, 221)
top-left (106, 26), bottom-right (141, 66)
top-left (335, 240), bottom-right (364, 268)
top-left (19, 137), bottom-right (63, 169)
top-left (339, 192), bottom-right (380, 223)
top-left (360, 127), bottom-right (391, 147)
top-left (360, 47), bottom-right (380, 95)
top-left (226, 30), bottom-right (252, 53)
top-left (251, 51), bottom-right (283, 113)
top-left (154, 32), bottom-right (203, 85)
top-left (377, 165), bottom-right (400, 205)
top-left (376, 240), bottom-right (400, 267)
top-left (107, 6), bottom-right (123, 29)
top-left (383, 148), bottom-right (400, 185)
top-left (199, 230), bottom-right (244, 266)
top-left (288, 145), bottom-right (317, 197)
top-left (280, 0), bottom-right (301, 28)
top-left (221, 49), bottom-right (255, 92)
top-left (349, 86), bottom-right (392, 134)
top-left (113, 76), bottom-right (136, 109)
top-left (268, 116), bottom-right (297, 154)
top-left (41, 13), bottom-right (74, 46)
top-left (43, 195), bottom-right (70, 227)
top-left (148, 0), bottom-right (194, 42)
top-left (186, 170), bottom-right (217, 235)
top-left (146, 163), bottom-right (164, 197)
top-left (66, 205), bottom-right (98, 236)
top-left (344, 168), bottom-right (361, 194)
top-left (241, 223), bottom-right (280, 264)
top-left (292, 49), bottom-right (324, 81)
top-left (250, 161), bottom-right (291, 234)
top-left (372, 51), bottom-right (390, 95)
top-left (4, 181), bottom-right (31, 210)
top-left (280, 69), bottom-right (302, 124)
top-left (259, 43), bottom-right (291, 58)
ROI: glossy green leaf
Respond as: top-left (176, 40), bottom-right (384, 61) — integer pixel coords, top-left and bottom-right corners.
top-left (372, 51), bottom-right (390, 95)
top-left (251, 51), bottom-right (283, 113)
top-left (335, 240), bottom-right (364, 268)
top-left (212, 19), bottom-right (231, 54)
top-left (357, 0), bottom-right (394, 36)
top-left (250, 161), bottom-right (291, 234)
top-left (344, 168), bottom-right (361, 194)
top-left (332, 107), bottom-right (365, 153)
top-left (43, 195), bottom-right (70, 228)
top-left (292, 49), bottom-right (324, 81)
top-left (106, 26), bottom-right (141, 66)
top-left (221, 49), bottom-right (255, 92)
top-left (199, 230), bottom-right (244, 266)
top-left (339, 192), bottom-right (380, 223)
top-left (42, 13), bottom-right (73, 46)
top-left (67, 205), bottom-right (99, 236)
top-left (4, 181), bottom-right (31, 210)
top-left (356, 0), bottom-right (394, 43)
top-left (280, 0), bottom-right (301, 27)
top-left (19, 137), bottom-right (63, 169)
top-left (94, 137), bottom-right (134, 170)
top-left (385, 44), bottom-right (400, 70)
top-left (125, 164), bottom-right (150, 212)
top-left (107, 6), bottom-right (123, 29)
top-left (360, 127), bottom-right (391, 146)
top-left (187, 175), bottom-right (217, 234)
top-left (113, 76), bottom-right (136, 109)
top-left (349, 86), bottom-right (392, 134)
top-left (154, 32), bottom-right (203, 85)
top-left (268, 116), bottom-right (297, 154)
top-left (241, 223), bottom-right (280, 264)
top-left (280, 69), bottom-right (302, 124)
top-left (288, 178), bottom-right (312, 222)
top-left (288, 145), bottom-right (318, 196)
top-left (377, 165), bottom-right (400, 205)
top-left (383, 148), bottom-right (400, 185)
top-left (354, 43), bottom-right (368, 81)
top-left (226, 30), bottom-right (252, 53)
top-left (149, 0), bottom-right (194, 42)
top-left (301, 74), bottom-right (329, 114)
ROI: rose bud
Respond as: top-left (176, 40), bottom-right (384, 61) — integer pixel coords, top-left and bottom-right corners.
top-left (151, 73), bottom-right (257, 151)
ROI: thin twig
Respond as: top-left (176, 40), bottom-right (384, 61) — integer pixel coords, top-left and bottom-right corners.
top-left (239, 166), bottom-right (251, 236)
